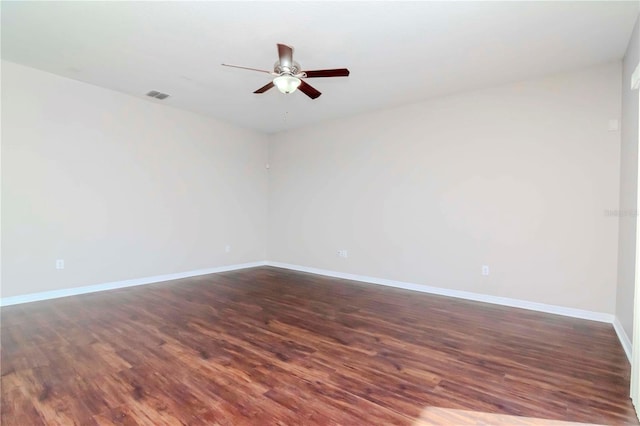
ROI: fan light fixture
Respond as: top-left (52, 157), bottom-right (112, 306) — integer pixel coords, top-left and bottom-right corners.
top-left (274, 75), bottom-right (301, 94)
top-left (222, 43), bottom-right (350, 99)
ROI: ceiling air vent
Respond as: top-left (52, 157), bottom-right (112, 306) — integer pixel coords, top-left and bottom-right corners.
top-left (146, 90), bottom-right (170, 100)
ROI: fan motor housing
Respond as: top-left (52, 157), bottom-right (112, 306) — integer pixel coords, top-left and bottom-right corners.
top-left (274, 60), bottom-right (301, 76)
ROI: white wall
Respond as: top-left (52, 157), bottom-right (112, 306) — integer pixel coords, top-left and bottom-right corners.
top-left (617, 16), bottom-right (640, 341)
top-left (1, 59), bottom-right (626, 317)
top-left (1, 61), bottom-right (269, 298)
top-left (268, 62), bottom-right (622, 314)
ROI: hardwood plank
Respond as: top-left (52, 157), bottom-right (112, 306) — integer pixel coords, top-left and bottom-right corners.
top-left (1, 266), bottom-right (637, 424)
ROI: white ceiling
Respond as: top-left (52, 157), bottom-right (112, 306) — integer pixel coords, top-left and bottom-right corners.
top-left (2, 1), bottom-right (638, 134)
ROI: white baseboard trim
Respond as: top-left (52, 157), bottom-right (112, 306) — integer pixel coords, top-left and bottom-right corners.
top-left (613, 317), bottom-right (632, 362)
top-left (266, 261), bottom-right (615, 324)
top-left (2, 260), bottom-right (628, 361)
top-left (0, 261), bottom-right (268, 307)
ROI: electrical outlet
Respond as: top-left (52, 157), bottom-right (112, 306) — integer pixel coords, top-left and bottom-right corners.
top-left (56, 259), bottom-right (65, 270)
top-left (225, 245), bottom-right (231, 253)
top-left (337, 250), bottom-right (348, 259)
top-left (482, 265), bottom-right (490, 276)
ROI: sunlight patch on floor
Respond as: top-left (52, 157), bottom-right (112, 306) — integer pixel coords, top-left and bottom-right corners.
top-left (414, 406), bottom-right (601, 426)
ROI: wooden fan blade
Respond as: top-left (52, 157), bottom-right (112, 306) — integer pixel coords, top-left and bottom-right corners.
top-left (303, 68), bottom-right (350, 78)
top-left (277, 43), bottom-right (294, 68)
top-left (254, 82), bottom-right (275, 94)
top-left (222, 64), bottom-right (271, 74)
top-left (298, 80), bottom-right (321, 99)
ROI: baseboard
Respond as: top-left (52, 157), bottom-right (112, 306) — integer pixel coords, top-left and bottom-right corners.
top-left (2, 260), bottom-right (628, 361)
top-left (613, 317), bottom-right (632, 362)
top-left (266, 261), bottom-right (615, 324)
top-left (0, 261), bottom-right (268, 307)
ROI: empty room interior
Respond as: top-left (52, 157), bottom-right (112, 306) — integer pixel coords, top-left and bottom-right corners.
top-left (2, 1), bottom-right (640, 425)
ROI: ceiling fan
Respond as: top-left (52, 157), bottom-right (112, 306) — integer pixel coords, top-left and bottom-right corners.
top-left (222, 44), bottom-right (350, 99)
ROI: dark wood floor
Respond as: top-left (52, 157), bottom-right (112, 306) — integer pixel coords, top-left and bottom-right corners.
top-left (1, 266), bottom-right (637, 425)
